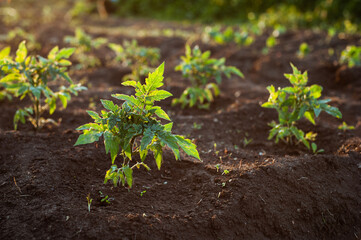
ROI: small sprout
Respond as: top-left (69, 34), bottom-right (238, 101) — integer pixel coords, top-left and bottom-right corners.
top-left (215, 164), bottom-right (220, 172)
top-left (338, 122), bottom-right (355, 131)
top-left (140, 190), bottom-right (147, 197)
top-left (99, 191), bottom-right (113, 204)
top-left (311, 143), bottom-right (324, 155)
top-left (243, 137), bottom-right (253, 147)
top-left (221, 182), bottom-right (226, 187)
top-left (86, 193), bottom-right (93, 212)
top-left (192, 122), bottom-right (203, 130)
top-left (222, 169), bottom-right (230, 175)
top-left (297, 42), bottom-right (310, 59)
top-left (262, 35), bottom-right (277, 55)
top-left (234, 145), bottom-right (239, 150)
top-left (214, 143), bottom-right (220, 156)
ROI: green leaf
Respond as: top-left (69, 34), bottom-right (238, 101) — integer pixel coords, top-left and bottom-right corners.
top-left (0, 73), bottom-right (21, 83)
top-left (101, 99), bottom-right (117, 112)
top-left (49, 97), bottom-right (56, 115)
top-left (104, 131), bottom-right (120, 164)
top-left (322, 104), bottom-right (342, 118)
top-left (163, 122), bottom-right (173, 132)
top-left (153, 107), bottom-right (170, 121)
top-left (158, 132), bottom-right (180, 160)
top-left (304, 111), bottom-right (316, 125)
top-left (87, 110), bottom-right (101, 120)
top-left (175, 135), bottom-right (201, 160)
top-left (153, 145), bottom-right (163, 170)
top-left (145, 62), bottom-right (164, 92)
top-left (15, 41), bottom-right (27, 63)
top-left (311, 142), bottom-right (317, 153)
top-left (123, 166), bottom-right (133, 188)
top-left (227, 66), bottom-right (244, 78)
top-left (30, 86), bottom-right (41, 99)
top-left (74, 132), bottom-right (102, 146)
top-left (59, 72), bottom-right (72, 83)
top-left (140, 128), bottom-right (154, 151)
top-left (56, 48), bottom-right (75, 60)
top-left (58, 94), bottom-right (68, 108)
top-left (150, 90), bottom-right (173, 101)
top-left (0, 46), bottom-right (11, 59)
top-left (122, 81), bottom-right (137, 87)
top-left (76, 123), bottom-right (101, 131)
top-left (48, 46), bottom-right (59, 60)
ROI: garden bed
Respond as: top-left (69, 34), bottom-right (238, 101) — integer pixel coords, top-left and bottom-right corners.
top-left (0, 9), bottom-right (361, 240)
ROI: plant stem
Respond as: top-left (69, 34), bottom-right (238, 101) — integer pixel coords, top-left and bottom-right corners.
top-left (34, 98), bottom-right (40, 130)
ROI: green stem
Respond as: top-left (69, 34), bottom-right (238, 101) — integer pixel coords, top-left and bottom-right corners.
top-left (34, 98), bottom-right (40, 130)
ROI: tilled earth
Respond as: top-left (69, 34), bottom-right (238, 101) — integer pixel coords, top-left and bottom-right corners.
top-left (0, 4), bottom-right (361, 239)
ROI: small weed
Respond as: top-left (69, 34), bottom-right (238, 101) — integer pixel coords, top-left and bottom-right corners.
top-left (338, 121), bottom-right (355, 131)
top-left (222, 169), bottom-right (230, 175)
top-left (192, 122), bottom-right (203, 130)
top-left (215, 164), bottom-right (220, 172)
top-left (140, 190), bottom-right (147, 197)
top-left (99, 191), bottom-right (111, 204)
top-left (86, 193), bottom-right (93, 212)
top-left (243, 137), bottom-right (253, 147)
top-left (297, 42), bottom-right (310, 59)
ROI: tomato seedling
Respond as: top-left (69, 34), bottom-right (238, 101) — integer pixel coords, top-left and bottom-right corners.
top-left (339, 45), bottom-right (361, 68)
top-left (64, 28), bottom-right (107, 69)
top-left (297, 42), bottom-right (310, 59)
top-left (108, 40), bottom-right (160, 82)
top-left (172, 44), bottom-right (244, 109)
top-left (262, 63), bottom-right (342, 152)
top-left (0, 41), bottom-right (87, 130)
top-left (75, 63), bottom-right (200, 189)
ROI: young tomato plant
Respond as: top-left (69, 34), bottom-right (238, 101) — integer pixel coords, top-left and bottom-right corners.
top-left (0, 46), bottom-right (13, 101)
top-left (339, 45), bottom-right (361, 68)
top-left (262, 63), bottom-right (342, 152)
top-left (172, 45), bottom-right (243, 109)
top-left (74, 63), bottom-right (200, 189)
top-left (297, 42), bottom-right (310, 59)
top-left (108, 40), bottom-right (160, 82)
top-left (64, 28), bottom-right (107, 69)
top-left (0, 41), bottom-right (87, 130)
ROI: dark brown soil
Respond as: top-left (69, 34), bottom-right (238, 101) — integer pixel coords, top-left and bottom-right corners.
top-left (0, 2), bottom-right (361, 240)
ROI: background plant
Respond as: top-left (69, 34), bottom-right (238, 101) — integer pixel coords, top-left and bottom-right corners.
top-left (297, 42), bottom-right (310, 59)
top-left (74, 63), bottom-right (200, 189)
top-left (64, 28), bottom-right (108, 69)
top-left (0, 27), bottom-right (40, 51)
top-left (203, 26), bottom-right (254, 46)
top-left (172, 44), bottom-right (243, 109)
top-left (0, 46), bottom-right (14, 101)
top-left (339, 45), bottom-right (361, 68)
top-left (0, 41), bottom-right (87, 130)
top-left (108, 40), bottom-right (160, 82)
top-left (262, 63), bottom-right (342, 152)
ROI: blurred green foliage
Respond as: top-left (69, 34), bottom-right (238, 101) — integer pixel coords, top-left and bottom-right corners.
top-left (109, 0), bottom-right (361, 26)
